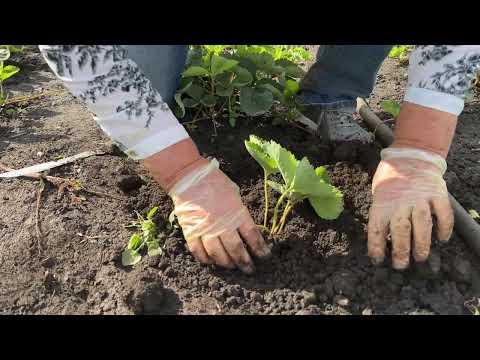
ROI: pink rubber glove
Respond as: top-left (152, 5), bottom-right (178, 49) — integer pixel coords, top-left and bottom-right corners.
top-left (143, 139), bottom-right (270, 274)
top-left (168, 159), bottom-right (271, 273)
top-left (368, 147), bottom-right (454, 269)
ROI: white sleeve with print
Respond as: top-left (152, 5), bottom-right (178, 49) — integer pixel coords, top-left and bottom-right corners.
top-left (38, 45), bottom-right (190, 160)
top-left (405, 45), bottom-right (480, 115)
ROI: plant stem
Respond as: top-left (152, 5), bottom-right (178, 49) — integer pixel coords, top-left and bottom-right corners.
top-left (276, 201), bottom-right (293, 234)
top-left (181, 116), bottom-right (209, 126)
top-left (270, 191), bottom-right (289, 235)
top-left (210, 75), bottom-right (215, 96)
top-left (263, 171), bottom-right (269, 228)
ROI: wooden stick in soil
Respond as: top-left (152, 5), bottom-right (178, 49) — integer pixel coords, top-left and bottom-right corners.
top-left (0, 162), bottom-right (123, 200)
top-left (2, 89), bottom-right (65, 106)
top-left (356, 97), bottom-right (480, 257)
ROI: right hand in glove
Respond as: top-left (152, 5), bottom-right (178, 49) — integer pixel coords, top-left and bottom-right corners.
top-left (368, 147), bottom-right (454, 269)
top-left (143, 139), bottom-right (271, 274)
top-left (368, 102), bottom-right (458, 269)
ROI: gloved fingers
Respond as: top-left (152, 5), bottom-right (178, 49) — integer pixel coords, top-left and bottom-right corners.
top-left (186, 237), bottom-right (212, 264)
top-left (220, 230), bottom-right (255, 274)
top-left (202, 235), bottom-right (235, 269)
top-left (238, 217), bottom-right (271, 258)
top-left (411, 200), bottom-right (432, 262)
top-left (367, 207), bottom-right (388, 265)
top-left (431, 197), bottom-right (454, 242)
top-left (390, 206), bottom-right (413, 270)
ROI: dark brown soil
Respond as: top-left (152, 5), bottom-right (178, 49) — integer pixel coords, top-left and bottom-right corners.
top-left (0, 46), bottom-right (479, 315)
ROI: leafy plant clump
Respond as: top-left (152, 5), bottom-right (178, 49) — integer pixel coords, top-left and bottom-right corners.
top-left (388, 45), bottom-right (413, 65)
top-left (174, 45), bottom-right (310, 129)
top-left (122, 207), bottom-right (164, 266)
top-left (380, 99), bottom-right (401, 118)
top-left (0, 45), bottom-right (22, 105)
top-left (245, 135), bottom-right (343, 235)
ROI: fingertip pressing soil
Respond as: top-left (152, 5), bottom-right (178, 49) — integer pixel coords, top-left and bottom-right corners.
top-left (1, 46), bottom-right (479, 315)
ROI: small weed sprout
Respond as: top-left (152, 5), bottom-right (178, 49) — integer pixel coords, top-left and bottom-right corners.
top-left (122, 207), bottom-right (164, 266)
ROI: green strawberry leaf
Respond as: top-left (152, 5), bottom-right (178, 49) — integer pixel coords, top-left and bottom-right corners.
top-left (183, 98), bottom-right (200, 108)
top-left (258, 83), bottom-right (283, 101)
top-left (284, 79), bottom-right (300, 99)
top-left (185, 83), bottom-right (205, 101)
top-left (308, 187), bottom-right (344, 220)
top-left (264, 141), bottom-right (298, 188)
top-left (245, 136), bottom-right (278, 175)
top-left (315, 166), bottom-right (331, 184)
top-left (0, 65), bottom-right (20, 81)
top-left (293, 157), bottom-right (334, 197)
top-left (211, 55), bottom-right (238, 76)
top-left (380, 99), bottom-right (401, 118)
top-left (200, 94), bottom-right (217, 107)
top-left (147, 206), bottom-right (158, 219)
top-left (239, 86), bottom-right (274, 116)
top-left (182, 66), bottom-right (209, 78)
top-left (232, 66), bottom-right (253, 87)
top-left (177, 79), bottom-right (193, 94)
top-left (127, 233), bottom-right (142, 250)
top-left (147, 241), bottom-right (163, 257)
top-left (122, 249), bottom-right (142, 266)
top-left (216, 84), bottom-right (234, 97)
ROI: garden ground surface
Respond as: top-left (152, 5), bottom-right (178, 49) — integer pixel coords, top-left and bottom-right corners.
top-left (1, 46), bottom-right (479, 315)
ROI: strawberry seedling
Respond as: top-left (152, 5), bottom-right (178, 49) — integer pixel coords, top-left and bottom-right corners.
top-left (0, 45), bottom-right (21, 106)
top-left (245, 135), bottom-right (343, 235)
top-left (174, 45), bottom-right (307, 129)
top-left (122, 206), bottom-right (164, 266)
top-left (389, 45), bottom-right (413, 65)
top-left (380, 99), bottom-right (401, 119)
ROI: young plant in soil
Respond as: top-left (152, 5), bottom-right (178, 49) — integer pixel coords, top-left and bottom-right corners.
top-left (389, 45), bottom-right (413, 65)
top-left (122, 207), bottom-right (164, 266)
top-left (0, 45), bottom-right (21, 105)
top-left (380, 99), bottom-right (401, 119)
top-left (174, 45), bottom-right (308, 130)
top-left (245, 135), bottom-right (343, 235)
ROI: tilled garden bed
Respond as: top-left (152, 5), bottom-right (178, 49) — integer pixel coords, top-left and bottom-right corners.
top-left (0, 46), bottom-right (479, 315)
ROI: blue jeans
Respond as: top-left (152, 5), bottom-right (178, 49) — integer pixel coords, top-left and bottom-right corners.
top-left (297, 45), bottom-right (393, 112)
top-left (126, 45), bottom-right (392, 111)
top-left (125, 45), bottom-right (189, 105)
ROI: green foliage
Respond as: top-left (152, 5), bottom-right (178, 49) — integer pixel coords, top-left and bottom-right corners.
top-left (380, 99), bottom-right (401, 118)
top-left (234, 45), bottom-right (312, 63)
top-left (175, 45), bottom-right (309, 128)
top-left (245, 135), bottom-right (343, 234)
top-left (465, 298), bottom-right (480, 315)
top-left (389, 45), bottom-right (413, 64)
top-left (469, 209), bottom-right (480, 220)
top-left (121, 206), bottom-right (165, 266)
top-left (4, 45), bottom-right (24, 54)
top-left (0, 45), bottom-right (21, 106)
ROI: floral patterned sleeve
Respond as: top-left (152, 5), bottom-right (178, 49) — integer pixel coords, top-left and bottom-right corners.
top-left (38, 45), bottom-right (189, 160)
top-left (405, 45), bottom-right (480, 115)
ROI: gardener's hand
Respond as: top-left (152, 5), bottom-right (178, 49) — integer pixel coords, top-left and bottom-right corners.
top-left (143, 139), bottom-right (270, 274)
top-left (367, 147), bottom-right (453, 269)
